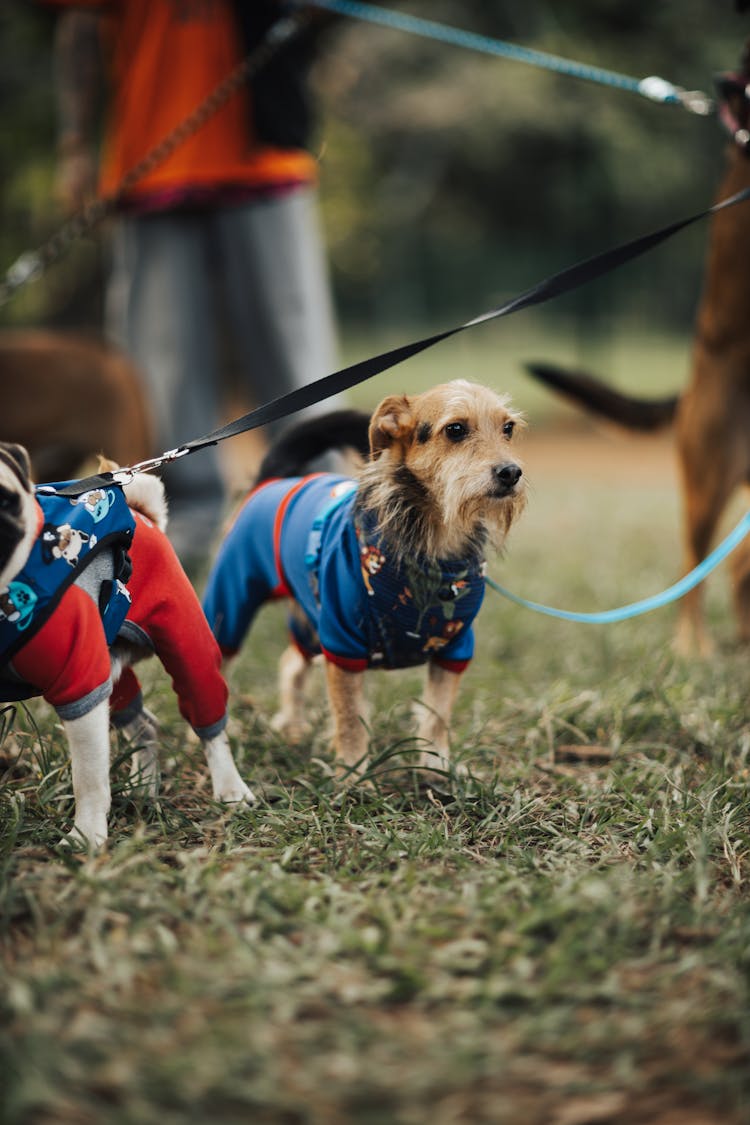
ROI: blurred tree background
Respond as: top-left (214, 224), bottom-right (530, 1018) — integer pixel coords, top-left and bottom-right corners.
top-left (0, 0), bottom-right (746, 353)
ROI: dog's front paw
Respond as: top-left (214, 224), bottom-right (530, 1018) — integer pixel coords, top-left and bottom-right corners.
top-left (66, 816), bottom-right (108, 852)
top-left (214, 777), bottom-right (257, 805)
top-left (203, 731), bottom-right (256, 806)
top-left (330, 741), bottom-right (372, 788)
top-left (417, 749), bottom-right (466, 792)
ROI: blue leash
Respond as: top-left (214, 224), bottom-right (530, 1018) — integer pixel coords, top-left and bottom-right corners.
top-left (486, 511), bottom-right (750, 623)
top-left (311, 0), bottom-right (715, 116)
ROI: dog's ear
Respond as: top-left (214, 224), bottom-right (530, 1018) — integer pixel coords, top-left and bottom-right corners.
top-left (369, 395), bottom-right (415, 458)
top-left (0, 442), bottom-right (32, 490)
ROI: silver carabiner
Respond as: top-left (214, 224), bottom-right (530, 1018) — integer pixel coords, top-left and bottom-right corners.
top-left (111, 446), bottom-right (190, 486)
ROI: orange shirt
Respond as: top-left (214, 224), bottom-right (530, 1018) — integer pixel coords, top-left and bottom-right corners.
top-left (53, 0), bottom-right (318, 204)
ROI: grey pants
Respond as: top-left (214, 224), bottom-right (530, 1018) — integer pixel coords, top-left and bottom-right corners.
top-left (106, 187), bottom-right (338, 567)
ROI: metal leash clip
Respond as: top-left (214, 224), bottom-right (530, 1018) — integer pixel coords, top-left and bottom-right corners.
top-left (0, 251), bottom-right (44, 305)
top-left (111, 447), bottom-right (191, 486)
top-left (637, 76), bottom-right (715, 115)
top-left (676, 88), bottom-right (716, 116)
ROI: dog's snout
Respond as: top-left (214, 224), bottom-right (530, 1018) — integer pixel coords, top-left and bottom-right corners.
top-left (492, 462), bottom-right (522, 492)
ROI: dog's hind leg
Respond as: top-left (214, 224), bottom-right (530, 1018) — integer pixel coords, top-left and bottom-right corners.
top-left (270, 644), bottom-right (312, 741)
top-left (63, 698), bottom-right (112, 848)
top-left (110, 659), bottom-right (161, 796)
top-left (414, 662), bottom-right (463, 780)
top-left (120, 707), bottom-right (161, 797)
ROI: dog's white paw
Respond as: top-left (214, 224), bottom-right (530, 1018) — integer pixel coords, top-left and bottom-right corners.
top-left (66, 816), bottom-right (108, 851)
top-left (213, 777), bottom-right (257, 805)
top-left (203, 731), bottom-right (256, 806)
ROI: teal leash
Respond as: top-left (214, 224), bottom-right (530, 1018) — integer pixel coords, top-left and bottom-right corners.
top-left (311, 0), bottom-right (715, 115)
top-left (486, 510), bottom-right (750, 624)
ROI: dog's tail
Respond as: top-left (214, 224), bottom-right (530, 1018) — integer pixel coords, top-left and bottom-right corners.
top-left (256, 409), bottom-right (371, 483)
top-left (524, 361), bottom-right (679, 432)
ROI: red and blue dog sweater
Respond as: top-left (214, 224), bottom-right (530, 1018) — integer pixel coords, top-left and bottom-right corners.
top-left (202, 474), bottom-right (487, 673)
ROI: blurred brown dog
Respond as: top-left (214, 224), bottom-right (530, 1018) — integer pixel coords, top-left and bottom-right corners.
top-left (1, 329), bottom-right (152, 481)
top-left (525, 53), bottom-right (750, 655)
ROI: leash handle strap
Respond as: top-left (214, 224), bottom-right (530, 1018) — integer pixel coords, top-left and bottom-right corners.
top-left (487, 510), bottom-right (750, 623)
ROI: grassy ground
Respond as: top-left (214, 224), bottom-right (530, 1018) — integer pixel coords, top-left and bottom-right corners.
top-left (2, 332), bottom-right (750, 1123)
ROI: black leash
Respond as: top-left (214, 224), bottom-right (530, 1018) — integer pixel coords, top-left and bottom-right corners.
top-left (56, 183), bottom-right (750, 498)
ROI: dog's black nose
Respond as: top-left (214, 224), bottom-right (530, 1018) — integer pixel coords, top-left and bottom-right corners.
top-left (492, 462), bottom-right (522, 492)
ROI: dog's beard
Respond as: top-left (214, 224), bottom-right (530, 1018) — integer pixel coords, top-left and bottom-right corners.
top-left (433, 465), bottom-right (527, 558)
top-left (478, 489), bottom-right (526, 554)
top-left (357, 460), bottom-right (525, 562)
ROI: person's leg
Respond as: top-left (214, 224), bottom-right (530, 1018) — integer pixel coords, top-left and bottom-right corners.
top-left (217, 187), bottom-right (340, 437)
top-left (106, 212), bottom-right (225, 573)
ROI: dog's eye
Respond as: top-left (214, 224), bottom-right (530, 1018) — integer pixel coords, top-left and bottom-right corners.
top-left (0, 491), bottom-right (19, 514)
top-left (444, 422), bottom-right (469, 443)
top-left (502, 420), bottom-right (515, 439)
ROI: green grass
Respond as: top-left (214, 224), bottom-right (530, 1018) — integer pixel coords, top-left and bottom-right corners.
top-left (2, 329), bottom-right (750, 1123)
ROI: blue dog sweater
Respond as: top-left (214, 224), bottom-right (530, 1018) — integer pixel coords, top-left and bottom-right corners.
top-left (203, 474), bottom-right (486, 672)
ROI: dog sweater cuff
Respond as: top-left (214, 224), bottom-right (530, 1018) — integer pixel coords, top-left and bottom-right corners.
top-left (193, 712), bottom-right (228, 740)
top-left (434, 657), bottom-right (470, 674)
top-left (55, 677), bottom-right (113, 722)
top-left (322, 648), bottom-right (368, 672)
top-left (110, 691), bottom-right (145, 729)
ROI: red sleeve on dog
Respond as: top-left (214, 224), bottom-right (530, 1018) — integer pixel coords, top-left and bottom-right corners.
top-left (433, 657), bottom-right (469, 674)
top-left (11, 585), bottom-right (111, 709)
top-left (321, 648), bottom-right (368, 672)
top-left (110, 666), bottom-right (141, 715)
top-left (125, 512), bottom-right (228, 732)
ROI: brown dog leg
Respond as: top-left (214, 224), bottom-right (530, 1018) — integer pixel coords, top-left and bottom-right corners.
top-left (731, 535), bottom-right (750, 644)
top-left (675, 390), bottom-right (739, 655)
top-left (324, 661), bottom-right (369, 778)
top-left (414, 662), bottom-right (463, 779)
top-left (270, 644), bottom-right (313, 741)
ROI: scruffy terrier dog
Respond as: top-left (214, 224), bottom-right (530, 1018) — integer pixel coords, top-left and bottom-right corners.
top-left (0, 443), bottom-right (252, 848)
top-left (203, 380), bottom-right (526, 779)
